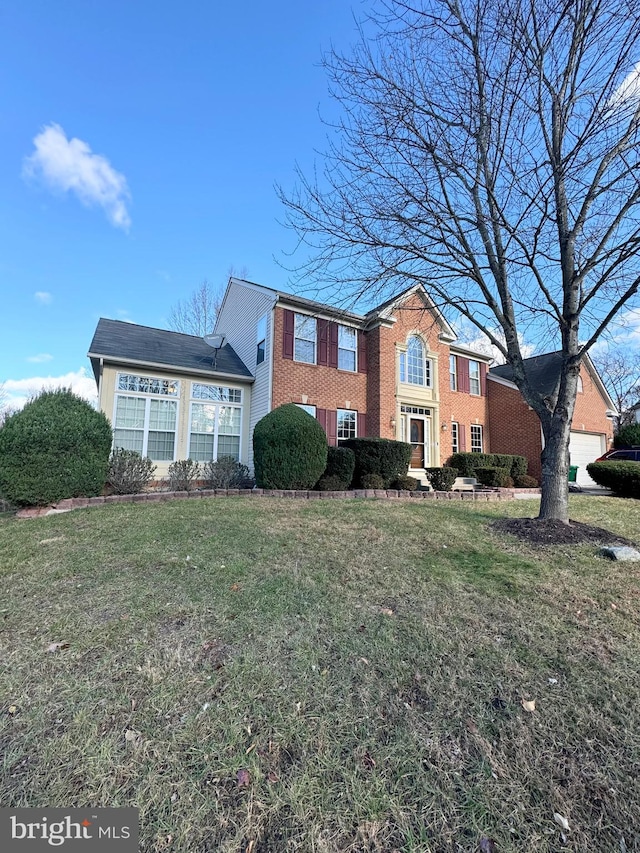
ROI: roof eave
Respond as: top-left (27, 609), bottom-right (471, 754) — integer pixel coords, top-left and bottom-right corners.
top-left (86, 352), bottom-right (255, 383)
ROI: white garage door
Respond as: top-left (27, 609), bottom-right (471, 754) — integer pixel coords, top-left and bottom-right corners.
top-left (569, 432), bottom-right (606, 486)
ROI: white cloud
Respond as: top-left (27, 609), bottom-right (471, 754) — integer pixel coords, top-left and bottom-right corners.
top-left (26, 353), bottom-right (54, 364)
top-left (34, 291), bottom-right (52, 305)
top-left (2, 368), bottom-right (98, 412)
top-left (610, 61), bottom-right (640, 109)
top-left (23, 123), bottom-right (131, 230)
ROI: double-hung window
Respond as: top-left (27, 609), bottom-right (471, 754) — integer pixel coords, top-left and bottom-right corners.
top-left (296, 404), bottom-right (317, 417)
top-left (189, 383), bottom-right (243, 462)
top-left (471, 424), bottom-right (483, 453)
top-left (450, 355), bottom-right (457, 390)
top-left (399, 336), bottom-right (431, 386)
top-left (469, 360), bottom-right (481, 395)
top-left (338, 326), bottom-right (357, 371)
top-left (337, 408), bottom-right (357, 440)
top-left (294, 314), bottom-right (316, 363)
top-left (113, 373), bottom-right (179, 461)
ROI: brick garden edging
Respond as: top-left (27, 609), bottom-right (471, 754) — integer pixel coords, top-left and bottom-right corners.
top-left (15, 486), bottom-right (541, 518)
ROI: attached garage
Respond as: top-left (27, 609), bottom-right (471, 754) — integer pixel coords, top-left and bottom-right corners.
top-left (569, 431), bottom-right (606, 487)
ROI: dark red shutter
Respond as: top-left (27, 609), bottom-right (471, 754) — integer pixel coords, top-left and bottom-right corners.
top-left (357, 331), bottom-right (367, 373)
top-left (317, 408), bottom-right (327, 435)
top-left (480, 362), bottom-right (487, 396)
top-left (283, 310), bottom-right (294, 360)
top-left (329, 323), bottom-right (339, 369)
top-left (459, 423), bottom-right (466, 452)
top-left (327, 409), bottom-right (338, 446)
top-left (457, 356), bottom-right (470, 393)
top-left (317, 319), bottom-right (329, 366)
top-left (357, 412), bottom-right (367, 437)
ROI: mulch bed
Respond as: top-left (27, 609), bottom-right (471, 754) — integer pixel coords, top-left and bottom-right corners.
top-left (493, 517), bottom-right (637, 547)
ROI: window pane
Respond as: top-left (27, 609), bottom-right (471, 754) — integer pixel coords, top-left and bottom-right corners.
top-left (450, 355), bottom-right (457, 390)
top-left (191, 403), bottom-right (216, 433)
top-left (192, 383), bottom-right (242, 403)
top-left (337, 409), bottom-right (357, 439)
top-left (149, 399), bottom-right (177, 431)
top-left (189, 433), bottom-right (215, 462)
top-left (296, 404), bottom-right (317, 416)
top-left (338, 349), bottom-right (356, 371)
top-left (469, 361), bottom-right (481, 395)
top-left (294, 339), bottom-right (315, 363)
top-left (295, 315), bottom-right (316, 341)
top-left (218, 406), bottom-right (241, 435)
top-left (148, 431), bottom-right (175, 460)
top-left (114, 396), bottom-right (146, 429)
top-left (117, 374), bottom-right (178, 396)
top-left (407, 336), bottom-right (425, 385)
top-left (217, 435), bottom-right (240, 460)
top-left (399, 352), bottom-right (406, 383)
top-left (113, 428), bottom-right (144, 453)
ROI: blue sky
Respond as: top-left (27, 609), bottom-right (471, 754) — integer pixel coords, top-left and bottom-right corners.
top-left (0, 0), bottom-right (365, 407)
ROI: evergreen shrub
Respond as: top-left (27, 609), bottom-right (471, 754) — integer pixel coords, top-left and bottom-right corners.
top-left (318, 446), bottom-right (356, 490)
top-left (475, 466), bottom-right (512, 487)
top-left (0, 389), bottom-right (112, 507)
top-left (391, 475), bottom-right (419, 491)
top-left (514, 474), bottom-right (539, 488)
top-left (424, 466), bottom-right (458, 491)
top-left (341, 437), bottom-right (412, 487)
top-left (586, 461), bottom-right (640, 497)
top-left (360, 473), bottom-right (386, 489)
top-left (448, 452), bottom-right (527, 479)
top-left (613, 424), bottom-right (640, 449)
top-left (253, 404), bottom-right (328, 489)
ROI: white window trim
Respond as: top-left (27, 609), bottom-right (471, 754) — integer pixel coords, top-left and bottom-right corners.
top-left (294, 313), bottom-right (317, 364)
top-left (337, 408), bottom-right (357, 440)
top-left (451, 421), bottom-right (459, 454)
top-left (399, 336), bottom-right (432, 388)
top-left (114, 393), bottom-right (179, 461)
top-left (450, 355), bottom-right (457, 391)
top-left (338, 325), bottom-right (358, 372)
top-left (469, 360), bottom-right (481, 396)
top-left (187, 381), bottom-right (244, 462)
top-left (470, 424), bottom-right (483, 453)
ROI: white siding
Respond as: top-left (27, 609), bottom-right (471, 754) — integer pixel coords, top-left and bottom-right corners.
top-left (216, 280), bottom-right (276, 472)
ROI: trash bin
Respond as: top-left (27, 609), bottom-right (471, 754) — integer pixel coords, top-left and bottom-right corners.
top-left (568, 465), bottom-right (578, 483)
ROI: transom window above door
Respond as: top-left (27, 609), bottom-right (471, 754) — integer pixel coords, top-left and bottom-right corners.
top-left (399, 336), bottom-right (432, 387)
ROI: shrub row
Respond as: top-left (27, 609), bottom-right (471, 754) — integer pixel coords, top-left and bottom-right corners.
top-left (586, 461), bottom-right (640, 497)
top-left (447, 452), bottom-right (527, 479)
top-left (340, 437), bottom-right (412, 488)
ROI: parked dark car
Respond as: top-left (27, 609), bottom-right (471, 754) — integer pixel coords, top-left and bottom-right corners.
top-left (595, 448), bottom-right (640, 462)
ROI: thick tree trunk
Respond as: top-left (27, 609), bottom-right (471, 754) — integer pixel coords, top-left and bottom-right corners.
top-left (538, 413), bottom-right (572, 523)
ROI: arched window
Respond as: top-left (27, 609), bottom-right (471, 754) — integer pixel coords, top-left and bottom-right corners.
top-left (399, 335), bottom-right (431, 386)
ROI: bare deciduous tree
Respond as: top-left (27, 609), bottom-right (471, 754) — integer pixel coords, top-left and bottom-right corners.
top-left (592, 348), bottom-right (640, 429)
top-left (168, 280), bottom-right (223, 337)
top-left (280, 0), bottom-right (640, 521)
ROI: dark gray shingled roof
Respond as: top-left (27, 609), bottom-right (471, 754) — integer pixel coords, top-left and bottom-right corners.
top-left (489, 351), bottom-right (565, 397)
top-left (88, 318), bottom-right (253, 385)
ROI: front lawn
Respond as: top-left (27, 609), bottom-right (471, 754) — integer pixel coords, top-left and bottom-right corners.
top-left (1, 496), bottom-right (639, 851)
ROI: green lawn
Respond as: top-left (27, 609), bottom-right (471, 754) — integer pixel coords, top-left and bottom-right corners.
top-left (1, 496), bottom-right (640, 851)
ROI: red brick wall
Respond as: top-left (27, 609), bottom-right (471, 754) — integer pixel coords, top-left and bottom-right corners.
top-left (271, 306), bottom-right (368, 416)
top-left (439, 360), bottom-right (490, 463)
top-left (487, 364), bottom-right (614, 481)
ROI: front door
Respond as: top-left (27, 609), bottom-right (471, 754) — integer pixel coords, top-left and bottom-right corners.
top-left (410, 418), bottom-right (425, 468)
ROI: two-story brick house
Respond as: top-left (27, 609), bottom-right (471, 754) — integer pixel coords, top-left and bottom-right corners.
top-left (88, 276), bottom-right (615, 485)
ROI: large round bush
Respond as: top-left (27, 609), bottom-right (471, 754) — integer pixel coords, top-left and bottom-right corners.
top-left (253, 404), bottom-right (328, 489)
top-left (0, 389), bottom-right (113, 506)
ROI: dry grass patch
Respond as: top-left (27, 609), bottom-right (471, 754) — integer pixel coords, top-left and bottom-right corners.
top-left (1, 496), bottom-right (639, 851)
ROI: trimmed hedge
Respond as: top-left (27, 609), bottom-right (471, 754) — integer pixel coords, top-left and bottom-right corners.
top-left (318, 446), bottom-right (356, 490)
top-left (253, 404), bottom-right (328, 489)
top-left (448, 452), bottom-right (527, 479)
top-left (586, 461), bottom-right (640, 497)
top-left (0, 389), bottom-right (112, 507)
top-left (341, 437), bottom-right (412, 488)
top-left (613, 424), bottom-right (640, 449)
top-left (391, 475), bottom-right (419, 491)
top-left (475, 466), bottom-right (513, 488)
top-left (514, 474), bottom-right (539, 488)
top-left (424, 467), bottom-right (458, 491)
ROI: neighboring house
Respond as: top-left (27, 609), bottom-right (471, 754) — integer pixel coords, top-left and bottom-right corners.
top-left (488, 352), bottom-right (616, 487)
top-left (88, 277), bottom-right (615, 485)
